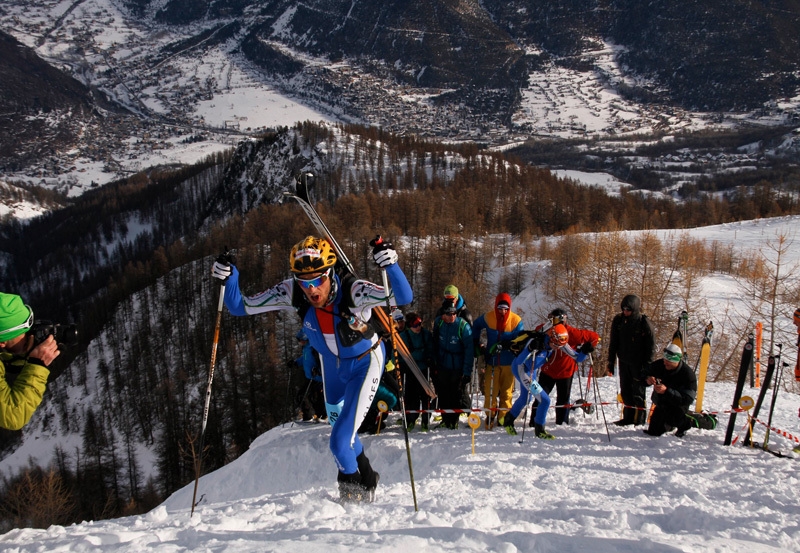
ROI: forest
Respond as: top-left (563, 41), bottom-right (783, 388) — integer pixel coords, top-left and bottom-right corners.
top-left (1, 121), bottom-right (799, 531)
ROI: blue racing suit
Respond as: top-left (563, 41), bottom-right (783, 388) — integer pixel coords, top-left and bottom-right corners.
top-left (221, 263), bottom-right (412, 475)
top-left (508, 347), bottom-right (551, 427)
top-left (508, 338), bottom-right (587, 427)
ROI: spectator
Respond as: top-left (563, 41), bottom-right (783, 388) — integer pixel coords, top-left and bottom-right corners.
top-left (432, 305), bottom-right (473, 429)
top-left (0, 293), bottom-right (60, 431)
top-left (392, 308), bottom-right (406, 332)
top-left (398, 312), bottom-right (435, 431)
top-left (436, 284), bottom-right (473, 326)
top-left (643, 344), bottom-right (698, 437)
top-left (472, 293), bottom-right (524, 427)
top-left (606, 294), bottom-right (655, 426)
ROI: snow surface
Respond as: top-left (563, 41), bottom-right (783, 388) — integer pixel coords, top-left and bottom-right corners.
top-left (1, 216), bottom-right (800, 551)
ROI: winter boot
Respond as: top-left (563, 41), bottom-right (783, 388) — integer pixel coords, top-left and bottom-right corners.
top-left (534, 424), bottom-right (555, 440)
top-left (501, 412), bottom-right (517, 436)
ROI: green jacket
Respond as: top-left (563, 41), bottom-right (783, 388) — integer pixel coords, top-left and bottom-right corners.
top-left (0, 352), bottom-right (49, 431)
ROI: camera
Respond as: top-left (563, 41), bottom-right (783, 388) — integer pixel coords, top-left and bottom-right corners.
top-left (30, 320), bottom-right (79, 346)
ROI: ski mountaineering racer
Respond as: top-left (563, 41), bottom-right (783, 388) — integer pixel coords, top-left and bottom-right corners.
top-left (211, 236), bottom-right (413, 502)
top-left (501, 324), bottom-right (588, 439)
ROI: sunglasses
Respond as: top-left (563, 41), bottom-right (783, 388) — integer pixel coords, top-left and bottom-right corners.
top-left (622, 307), bottom-right (632, 312)
top-left (0, 306), bottom-right (33, 338)
top-left (410, 321), bottom-right (422, 328)
top-left (295, 268), bottom-right (332, 290)
top-left (443, 311), bottom-right (457, 317)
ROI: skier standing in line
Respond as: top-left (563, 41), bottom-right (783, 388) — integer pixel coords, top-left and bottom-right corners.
top-left (398, 312), bottom-right (435, 431)
top-left (501, 324), bottom-right (589, 439)
top-left (606, 294), bottom-right (655, 426)
top-left (211, 236), bottom-right (412, 502)
top-left (643, 344), bottom-right (697, 437)
top-left (432, 304), bottom-right (473, 429)
top-left (435, 284), bottom-right (473, 326)
top-left (531, 308), bottom-right (599, 427)
top-left (472, 293), bottom-right (524, 427)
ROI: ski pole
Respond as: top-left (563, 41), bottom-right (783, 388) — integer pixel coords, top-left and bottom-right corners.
top-left (373, 235), bottom-right (418, 511)
top-left (191, 275), bottom-right (226, 516)
top-left (589, 353), bottom-right (611, 442)
top-left (517, 346), bottom-right (539, 444)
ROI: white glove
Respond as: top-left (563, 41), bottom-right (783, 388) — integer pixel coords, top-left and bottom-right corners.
top-left (211, 261), bottom-right (232, 281)
top-left (373, 248), bottom-right (398, 268)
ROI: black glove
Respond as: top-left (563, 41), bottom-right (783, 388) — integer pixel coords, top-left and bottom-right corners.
top-left (527, 331), bottom-right (546, 352)
top-left (370, 236), bottom-right (398, 268)
top-left (578, 342), bottom-right (595, 354)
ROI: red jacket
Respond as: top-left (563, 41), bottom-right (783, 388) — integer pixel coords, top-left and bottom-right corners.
top-left (535, 323), bottom-right (599, 380)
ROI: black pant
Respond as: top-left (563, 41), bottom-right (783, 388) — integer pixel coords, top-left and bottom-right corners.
top-left (432, 370), bottom-right (464, 427)
top-left (618, 362), bottom-right (646, 424)
top-left (534, 373), bottom-right (574, 425)
top-left (648, 399), bottom-right (690, 436)
top-left (297, 379), bottom-right (325, 420)
top-left (403, 368), bottom-right (430, 427)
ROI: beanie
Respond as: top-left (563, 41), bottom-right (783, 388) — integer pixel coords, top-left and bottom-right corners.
top-left (663, 343), bottom-right (683, 362)
top-left (443, 284), bottom-right (459, 299)
top-left (0, 293), bottom-right (33, 342)
top-left (392, 309), bottom-right (405, 321)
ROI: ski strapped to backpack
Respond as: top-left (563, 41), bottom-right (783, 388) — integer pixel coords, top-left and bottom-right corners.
top-left (284, 177), bottom-right (435, 399)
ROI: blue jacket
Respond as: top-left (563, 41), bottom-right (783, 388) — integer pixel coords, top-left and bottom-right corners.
top-left (472, 311), bottom-right (524, 365)
top-left (433, 316), bottom-right (473, 376)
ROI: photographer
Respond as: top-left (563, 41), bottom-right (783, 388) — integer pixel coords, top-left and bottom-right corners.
top-left (642, 344), bottom-right (697, 437)
top-left (0, 293), bottom-right (60, 431)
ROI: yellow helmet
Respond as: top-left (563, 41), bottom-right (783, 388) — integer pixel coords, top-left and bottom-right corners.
top-left (289, 236), bottom-right (337, 274)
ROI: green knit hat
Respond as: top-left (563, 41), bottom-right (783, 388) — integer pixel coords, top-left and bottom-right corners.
top-left (0, 293), bottom-right (33, 342)
top-left (443, 284), bottom-right (459, 299)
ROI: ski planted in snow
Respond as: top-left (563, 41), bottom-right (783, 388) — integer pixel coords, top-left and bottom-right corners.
top-left (743, 351), bottom-right (777, 446)
top-left (694, 321), bottom-right (713, 413)
top-left (753, 321), bottom-right (763, 387)
top-left (285, 174), bottom-right (436, 399)
top-left (762, 348), bottom-right (786, 451)
top-left (723, 333), bottom-right (754, 446)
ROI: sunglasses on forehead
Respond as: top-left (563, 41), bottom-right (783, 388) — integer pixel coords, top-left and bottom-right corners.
top-left (0, 306), bottom-right (33, 338)
top-left (294, 267), bottom-right (333, 289)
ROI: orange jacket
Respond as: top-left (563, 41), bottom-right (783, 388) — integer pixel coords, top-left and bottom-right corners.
top-left (535, 324), bottom-right (599, 380)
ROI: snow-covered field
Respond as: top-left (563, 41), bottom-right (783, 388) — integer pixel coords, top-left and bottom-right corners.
top-left (1, 379), bottom-right (798, 553)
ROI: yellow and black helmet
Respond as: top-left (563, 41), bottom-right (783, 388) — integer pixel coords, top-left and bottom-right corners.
top-left (289, 236), bottom-right (337, 274)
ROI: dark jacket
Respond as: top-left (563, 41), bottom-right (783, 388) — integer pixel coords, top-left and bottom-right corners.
top-left (607, 294), bottom-right (655, 374)
top-left (432, 316), bottom-right (473, 376)
top-left (644, 358), bottom-right (697, 409)
top-left (398, 327), bottom-right (434, 372)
